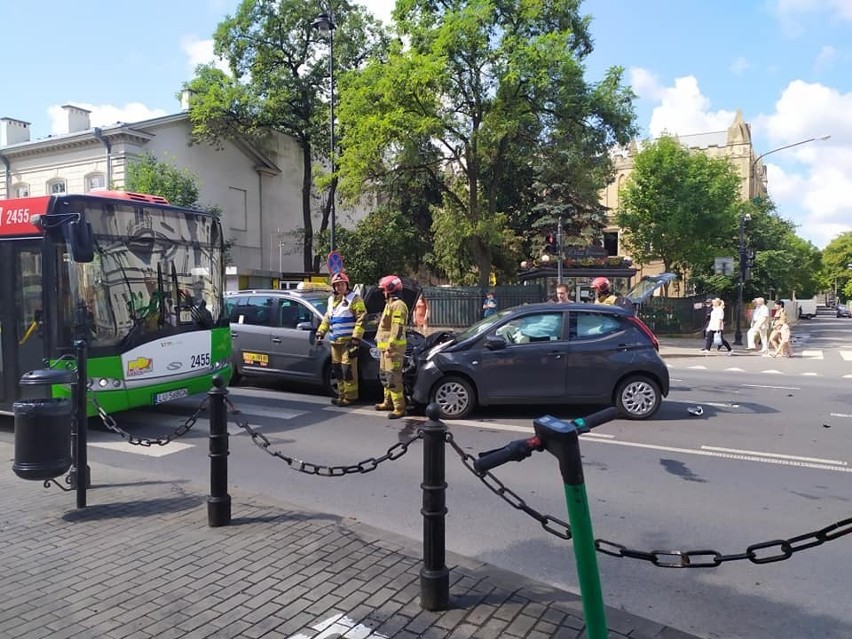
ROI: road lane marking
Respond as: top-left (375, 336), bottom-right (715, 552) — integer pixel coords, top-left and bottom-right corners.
top-left (742, 383), bottom-right (801, 390)
top-left (840, 351), bottom-right (852, 361)
top-left (723, 367), bottom-right (746, 372)
top-left (89, 441), bottom-right (193, 457)
top-left (800, 350), bottom-right (824, 359)
top-left (686, 401), bottom-right (739, 408)
top-left (802, 372), bottom-right (819, 376)
top-left (585, 439), bottom-right (852, 473)
top-left (830, 413), bottom-right (852, 418)
top-left (700, 445), bottom-right (846, 466)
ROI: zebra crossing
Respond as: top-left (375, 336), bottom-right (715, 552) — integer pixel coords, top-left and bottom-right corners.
top-left (779, 349), bottom-right (852, 361)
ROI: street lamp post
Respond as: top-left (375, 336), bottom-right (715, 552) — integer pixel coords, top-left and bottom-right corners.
top-left (312, 10), bottom-right (337, 253)
top-left (734, 212), bottom-right (749, 346)
top-left (556, 216), bottom-right (563, 284)
top-left (750, 135), bottom-right (831, 198)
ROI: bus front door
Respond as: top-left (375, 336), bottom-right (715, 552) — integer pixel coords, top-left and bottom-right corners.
top-left (0, 241), bottom-right (46, 406)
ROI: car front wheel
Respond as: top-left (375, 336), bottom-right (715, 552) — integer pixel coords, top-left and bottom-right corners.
top-left (430, 376), bottom-right (476, 420)
top-left (615, 375), bottom-right (661, 420)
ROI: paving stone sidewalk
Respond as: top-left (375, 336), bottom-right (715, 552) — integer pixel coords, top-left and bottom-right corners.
top-left (0, 441), bottom-right (701, 639)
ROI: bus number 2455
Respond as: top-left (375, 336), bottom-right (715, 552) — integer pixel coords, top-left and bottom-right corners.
top-left (191, 353), bottom-right (211, 368)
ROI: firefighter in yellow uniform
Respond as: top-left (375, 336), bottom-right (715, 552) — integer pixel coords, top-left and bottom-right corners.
top-left (315, 272), bottom-right (367, 407)
top-left (374, 274), bottom-right (409, 419)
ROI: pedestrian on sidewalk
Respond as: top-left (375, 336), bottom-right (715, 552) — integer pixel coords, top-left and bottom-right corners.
top-left (747, 297), bottom-right (771, 352)
top-left (482, 290), bottom-right (497, 318)
top-left (702, 297), bottom-right (732, 353)
top-left (767, 300), bottom-right (788, 353)
top-left (414, 294), bottom-right (430, 335)
top-left (770, 314), bottom-right (793, 358)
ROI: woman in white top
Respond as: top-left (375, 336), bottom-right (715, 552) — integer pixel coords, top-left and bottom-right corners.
top-left (702, 297), bottom-right (732, 353)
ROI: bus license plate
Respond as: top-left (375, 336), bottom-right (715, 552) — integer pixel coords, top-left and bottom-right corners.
top-left (154, 388), bottom-right (189, 404)
top-left (243, 352), bottom-right (269, 366)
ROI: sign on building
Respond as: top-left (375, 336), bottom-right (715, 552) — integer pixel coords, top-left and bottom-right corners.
top-left (714, 257), bottom-right (735, 276)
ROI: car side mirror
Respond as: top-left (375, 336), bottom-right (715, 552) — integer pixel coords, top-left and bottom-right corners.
top-left (484, 334), bottom-right (507, 350)
top-left (296, 321), bottom-right (314, 331)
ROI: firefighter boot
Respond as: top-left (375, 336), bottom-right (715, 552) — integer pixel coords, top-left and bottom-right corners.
top-left (387, 391), bottom-right (406, 420)
top-left (374, 389), bottom-right (393, 411)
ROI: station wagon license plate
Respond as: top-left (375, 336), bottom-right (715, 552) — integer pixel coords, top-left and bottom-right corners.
top-left (154, 388), bottom-right (189, 404)
top-left (243, 352), bottom-right (269, 367)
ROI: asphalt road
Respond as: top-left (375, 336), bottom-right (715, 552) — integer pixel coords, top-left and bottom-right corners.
top-left (2, 309), bottom-right (850, 639)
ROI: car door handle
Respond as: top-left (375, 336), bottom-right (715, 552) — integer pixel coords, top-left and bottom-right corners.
top-left (231, 332), bottom-right (238, 338)
top-left (547, 350), bottom-right (563, 358)
top-left (272, 337), bottom-right (282, 344)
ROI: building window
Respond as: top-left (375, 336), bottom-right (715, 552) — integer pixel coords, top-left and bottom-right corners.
top-left (48, 179), bottom-right (66, 195)
top-left (85, 173), bottom-right (106, 192)
top-left (227, 186), bottom-right (248, 231)
top-left (603, 232), bottom-right (619, 256)
top-left (13, 183), bottom-right (29, 198)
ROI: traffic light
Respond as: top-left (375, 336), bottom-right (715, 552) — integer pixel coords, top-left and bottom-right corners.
top-left (544, 233), bottom-right (557, 254)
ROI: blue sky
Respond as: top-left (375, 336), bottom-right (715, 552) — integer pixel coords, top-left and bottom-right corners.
top-left (4, 0), bottom-right (850, 248)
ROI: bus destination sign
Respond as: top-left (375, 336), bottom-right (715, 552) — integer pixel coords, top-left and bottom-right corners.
top-left (0, 196), bottom-right (49, 236)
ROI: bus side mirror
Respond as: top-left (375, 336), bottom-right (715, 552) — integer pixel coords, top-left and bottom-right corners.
top-left (67, 220), bottom-right (94, 263)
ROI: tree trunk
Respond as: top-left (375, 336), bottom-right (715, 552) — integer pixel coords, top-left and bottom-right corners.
top-left (474, 237), bottom-right (492, 291)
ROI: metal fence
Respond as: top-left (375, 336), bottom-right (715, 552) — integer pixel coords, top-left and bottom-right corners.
top-left (422, 285), bottom-right (545, 328)
top-left (635, 294), bottom-right (717, 335)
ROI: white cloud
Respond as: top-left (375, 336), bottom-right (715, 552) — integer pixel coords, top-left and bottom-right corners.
top-left (814, 45), bottom-right (838, 71)
top-left (729, 56), bottom-right (750, 75)
top-left (756, 80), bottom-right (852, 247)
top-left (356, 0), bottom-right (394, 24)
top-left (628, 71), bottom-right (736, 138)
top-left (771, 0), bottom-right (852, 21)
top-left (48, 103), bottom-right (168, 134)
top-left (181, 35), bottom-right (230, 74)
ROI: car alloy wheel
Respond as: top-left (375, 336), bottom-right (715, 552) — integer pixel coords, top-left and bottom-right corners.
top-left (431, 376), bottom-right (475, 420)
top-left (615, 375), bottom-right (661, 420)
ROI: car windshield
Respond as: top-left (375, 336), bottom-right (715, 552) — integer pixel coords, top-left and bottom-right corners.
top-left (456, 308), bottom-right (514, 341)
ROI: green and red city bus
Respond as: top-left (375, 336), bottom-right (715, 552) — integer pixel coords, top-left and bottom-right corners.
top-left (0, 191), bottom-right (231, 415)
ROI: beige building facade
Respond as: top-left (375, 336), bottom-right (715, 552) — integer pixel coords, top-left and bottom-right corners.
top-left (0, 103), bottom-right (355, 287)
top-left (598, 110), bottom-right (767, 293)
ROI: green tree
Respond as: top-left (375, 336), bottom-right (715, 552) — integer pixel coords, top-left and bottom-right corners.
top-left (821, 232), bottom-right (852, 301)
top-left (687, 196), bottom-right (821, 302)
top-left (616, 136), bottom-right (742, 283)
top-left (182, 0), bottom-right (388, 272)
top-left (314, 208), bottom-right (423, 284)
top-left (124, 152), bottom-right (199, 207)
top-left (337, 0), bottom-right (636, 288)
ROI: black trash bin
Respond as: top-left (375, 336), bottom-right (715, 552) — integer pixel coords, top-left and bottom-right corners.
top-left (12, 368), bottom-right (76, 481)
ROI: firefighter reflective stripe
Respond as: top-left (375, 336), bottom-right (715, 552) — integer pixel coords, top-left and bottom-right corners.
top-left (376, 298), bottom-right (408, 348)
top-left (319, 292), bottom-right (367, 341)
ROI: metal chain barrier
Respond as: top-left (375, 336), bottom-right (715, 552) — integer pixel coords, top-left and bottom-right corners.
top-left (446, 431), bottom-right (852, 567)
top-left (595, 517), bottom-right (852, 568)
top-left (92, 395), bottom-right (208, 447)
top-left (445, 432), bottom-right (573, 540)
top-left (225, 397), bottom-right (421, 475)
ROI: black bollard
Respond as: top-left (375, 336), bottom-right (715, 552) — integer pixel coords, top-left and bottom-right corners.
top-left (207, 376), bottom-right (231, 527)
top-left (70, 301), bottom-right (90, 508)
top-left (420, 403), bottom-right (450, 611)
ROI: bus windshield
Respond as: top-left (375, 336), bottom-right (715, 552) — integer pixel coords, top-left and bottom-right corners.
top-left (56, 200), bottom-right (224, 350)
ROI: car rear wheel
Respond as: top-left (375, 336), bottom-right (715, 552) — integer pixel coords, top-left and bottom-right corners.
top-left (430, 376), bottom-right (476, 420)
top-left (615, 375), bottom-right (661, 420)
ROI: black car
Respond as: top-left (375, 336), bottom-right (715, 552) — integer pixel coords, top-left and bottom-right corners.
top-left (411, 276), bottom-right (675, 420)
